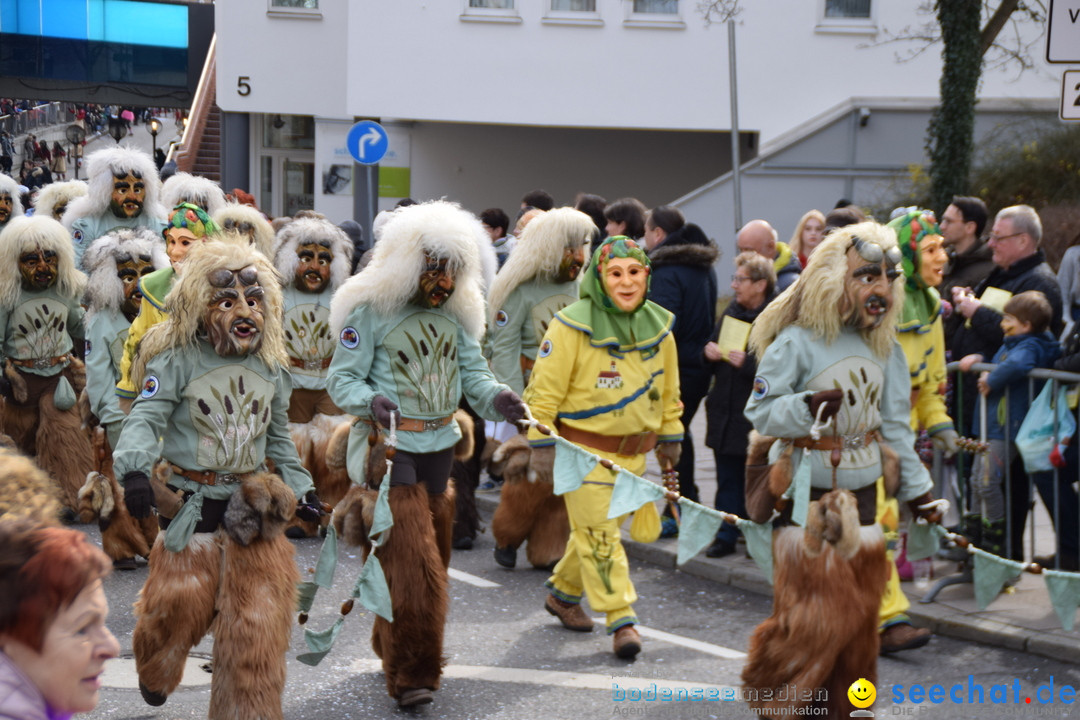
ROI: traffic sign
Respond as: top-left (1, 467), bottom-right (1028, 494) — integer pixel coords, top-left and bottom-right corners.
top-left (346, 120), bottom-right (389, 165)
top-left (1061, 70), bottom-right (1080, 120)
top-left (1047, 0), bottom-right (1080, 63)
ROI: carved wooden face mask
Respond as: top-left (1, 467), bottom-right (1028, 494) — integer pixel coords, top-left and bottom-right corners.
top-left (109, 172), bottom-right (146, 219)
top-left (19, 247), bottom-right (58, 290)
top-left (117, 252), bottom-right (155, 320)
top-left (294, 241), bottom-right (332, 293)
top-left (203, 265), bottom-right (265, 356)
top-left (415, 254), bottom-right (455, 308)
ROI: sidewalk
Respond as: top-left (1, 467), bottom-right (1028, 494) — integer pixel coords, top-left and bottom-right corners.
top-left (474, 409), bottom-right (1080, 666)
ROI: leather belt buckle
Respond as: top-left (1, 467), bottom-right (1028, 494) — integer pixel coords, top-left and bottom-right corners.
top-left (304, 359), bottom-right (322, 371)
top-left (32, 357), bottom-right (51, 370)
top-left (423, 418), bottom-right (444, 432)
top-left (217, 473), bottom-right (242, 485)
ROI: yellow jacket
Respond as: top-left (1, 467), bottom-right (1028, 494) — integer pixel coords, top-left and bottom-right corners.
top-left (115, 268), bottom-right (174, 398)
top-left (897, 313), bottom-right (953, 435)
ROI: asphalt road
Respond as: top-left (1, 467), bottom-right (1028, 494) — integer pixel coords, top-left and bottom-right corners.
top-left (80, 509), bottom-right (1080, 720)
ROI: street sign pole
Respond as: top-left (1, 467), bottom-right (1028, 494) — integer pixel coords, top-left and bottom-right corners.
top-left (347, 120), bottom-right (389, 244)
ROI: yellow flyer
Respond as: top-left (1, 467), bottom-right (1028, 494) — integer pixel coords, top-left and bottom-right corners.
top-left (979, 287), bottom-right (1013, 314)
top-left (717, 316), bottom-right (752, 359)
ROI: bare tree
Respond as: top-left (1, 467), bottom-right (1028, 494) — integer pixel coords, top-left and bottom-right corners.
top-left (696, 0), bottom-right (742, 26)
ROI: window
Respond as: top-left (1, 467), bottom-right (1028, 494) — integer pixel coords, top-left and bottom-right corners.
top-left (469, 0), bottom-right (513, 7)
top-left (461, 0), bottom-right (521, 23)
top-left (626, 0), bottom-right (683, 28)
top-left (271, 0), bottom-right (318, 7)
top-left (552, 0), bottom-right (595, 9)
top-left (545, 0), bottom-right (601, 26)
top-left (825, 0), bottom-right (870, 18)
top-left (267, 0), bottom-right (320, 19)
top-left (633, 0), bottom-right (677, 13)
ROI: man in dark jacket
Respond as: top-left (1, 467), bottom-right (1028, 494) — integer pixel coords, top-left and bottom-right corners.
top-left (645, 207), bottom-right (719, 515)
top-left (701, 252), bottom-right (775, 557)
top-left (939, 196), bottom-right (993, 345)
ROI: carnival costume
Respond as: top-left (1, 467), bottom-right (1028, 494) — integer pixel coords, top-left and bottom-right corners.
top-left (741, 223), bottom-right (941, 717)
top-left (161, 171), bottom-right (226, 217)
top-left (0, 215), bottom-right (93, 512)
top-left (487, 207), bottom-right (593, 569)
top-left (0, 173), bottom-right (23, 233)
top-left (33, 179), bottom-right (87, 222)
top-left (212, 202), bottom-right (276, 259)
top-left (61, 146), bottom-right (167, 269)
top-left (272, 216), bottom-right (353, 535)
top-left (525, 236), bottom-right (683, 658)
top-left (112, 241), bottom-right (318, 719)
top-left (327, 200), bottom-right (525, 707)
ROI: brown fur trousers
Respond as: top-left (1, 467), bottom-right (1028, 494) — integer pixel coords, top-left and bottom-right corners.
top-left (489, 434), bottom-right (568, 568)
top-left (334, 482), bottom-right (453, 700)
top-left (741, 489), bottom-right (889, 718)
top-left (133, 472), bottom-right (298, 720)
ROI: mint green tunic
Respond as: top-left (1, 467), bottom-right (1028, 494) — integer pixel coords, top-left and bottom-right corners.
top-left (281, 285), bottom-right (335, 391)
top-left (488, 279), bottom-right (577, 394)
top-left (0, 286), bottom-right (84, 377)
top-left (85, 309), bottom-right (129, 432)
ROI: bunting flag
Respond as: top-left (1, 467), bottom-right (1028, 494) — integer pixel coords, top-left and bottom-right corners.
top-left (905, 520), bottom-right (945, 562)
top-left (553, 438), bottom-right (596, 495)
top-left (1045, 570), bottom-right (1080, 632)
top-left (297, 617), bottom-right (345, 666)
top-left (972, 548), bottom-right (1025, 610)
top-left (676, 498), bottom-right (723, 566)
top-left (353, 553), bottom-right (394, 622)
top-left (296, 581), bottom-right (319, 614)
top-left (312, 523), bottom-right (339, 587)
top-left (737, 519), bottom-right (775, 583)
top-left (370, 474), bottom-right (394, 537)
top-left (608, 466), bottom-right (665, 519)
top-left (788, 451), bottom-right (812, 527)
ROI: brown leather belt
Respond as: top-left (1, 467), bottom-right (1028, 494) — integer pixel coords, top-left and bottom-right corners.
top-left (558, 424), bottom-right (657, 456)
top-left (171, 464), bottom-right (251, 487)
top-left (289, 356), bottom-right (332, 371)
top-left (793, 431), bottom-right (876, 452)
top-left (363, 414), bottom-right (455, 433)
top-left (11, 354), bottom-right (70, 370)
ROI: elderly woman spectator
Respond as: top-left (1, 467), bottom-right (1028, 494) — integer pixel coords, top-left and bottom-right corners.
top-left (0, 518), bottom-right (120, 719)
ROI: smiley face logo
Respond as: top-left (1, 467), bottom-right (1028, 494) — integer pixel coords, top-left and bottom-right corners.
top-left (847, 677), bottom-right (876, 709)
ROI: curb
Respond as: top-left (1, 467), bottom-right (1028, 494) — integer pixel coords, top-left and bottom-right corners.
top-left (474, 492), bottom-right (1080, 665)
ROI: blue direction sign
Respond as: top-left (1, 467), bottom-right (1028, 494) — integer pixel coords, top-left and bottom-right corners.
top-left (347, 120), bottom-right (389, 165)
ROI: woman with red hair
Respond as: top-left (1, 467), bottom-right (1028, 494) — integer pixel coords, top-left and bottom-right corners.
top-left (0, 518), bottom-right (120, 718)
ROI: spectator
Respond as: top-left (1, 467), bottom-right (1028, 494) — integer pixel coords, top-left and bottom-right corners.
top-left (574, 192), bottom-right (607, 247)
top-left (823, 205), bottom-right (865, 233)
top-left (957, 291), bottom-right (1060, 560)
top-left (603, 197), bottom-right (647, 240)
top-left (0, 517), bottom-right (120, 719)
top-left (1044, 315), bottom-right (1080, 571)
top-left (521, 189), bottom-right (554, 212)
top-left (788, 209), bottom-right (825, 268)
top-left (645, 206), bottom-right (719, 523)
top-left (480, 207), bottom-right (513, 268)
top-left (0, 131), bottom-right (13, 175)
top-left (702, 252), bottom-right (776, 557)
top-left (736, 219), bottom-right (801, 292)
top-left (49, 142), bottom-right (66, 181)
top-left (938, 196), bottom-right (993, 343)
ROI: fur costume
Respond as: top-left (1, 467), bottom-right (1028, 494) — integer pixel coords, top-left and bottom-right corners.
top-left (111, 240), bottom-right (314, 717)
top-left (489, 433), bottom-right (569, 568)
top-left (60, 146), bottom-right (167, 267)
top-left (0, 215), bottom-right (93, 510)
top-left (327, 200), bottom-right (516, 706)
top-left (0, 173), bottom-right (24, 231)
top-left (161, 172), bottom-right (226, 217)
top-left (76, 469), bottom-right (177, 565)
top-left (0, 445), bottom-right (62, 524)
top-left (742, 489), bottom-right (889, 718)
top-left (33, 179), bottom-right (87, 221)
top-left (212, 202), bottom-right (276, 259)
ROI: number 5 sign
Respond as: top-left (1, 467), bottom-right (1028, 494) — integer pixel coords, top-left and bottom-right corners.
top-left (1061, 70), bottom-right (1080, 121)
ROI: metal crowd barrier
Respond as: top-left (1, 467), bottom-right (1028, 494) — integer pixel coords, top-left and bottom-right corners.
top-left (0, 102), bottom-right (78, 142)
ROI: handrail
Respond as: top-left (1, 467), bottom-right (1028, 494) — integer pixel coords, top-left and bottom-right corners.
top-left (169, 33), bottom-right (217, 171)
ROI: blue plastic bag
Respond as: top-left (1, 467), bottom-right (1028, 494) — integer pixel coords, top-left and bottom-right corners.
top-left (1015, 382), bottom-right (1076, 473)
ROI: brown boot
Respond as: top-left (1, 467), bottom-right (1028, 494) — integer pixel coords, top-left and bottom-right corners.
top-left (544, 594), bottom-right (594, 632)
top-left (879, 622), bottom-right (931, 654)
top-left (613, 625), bottom-right (642, 659)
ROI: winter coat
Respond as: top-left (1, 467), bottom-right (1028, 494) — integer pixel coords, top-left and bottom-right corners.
top-left (940, 239), bottom-right (995, 342)
top-left (647, 226), bottom-right (719, 371)
top-left (704, 295), bottom-right (771, 455)
top-left (949, 250), bottom-right (1063, 363)
top-left (773, 241), bottom-right (801, 293)
top-left (978, 331), bottom-right (1062, 441)
top-left (0, 651), bottom-right (54, 720)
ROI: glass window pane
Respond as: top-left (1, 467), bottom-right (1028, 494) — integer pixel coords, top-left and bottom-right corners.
top-left (825, 0), bottom-right (870, 18)
top-left (271, 0), bottom-right (318, 8)
top-left (469, 0), bottom-right (513, 8)
top-left (284, 160), bottom-right (314, 216)
top-left (552, 0), bottom-right (595, 10)
top-left (259, 156), bottom-right (273, 216)
top-left (262, 114), bottom-right (314, 150)
top-left (633, 0), bottom-right (677, 13)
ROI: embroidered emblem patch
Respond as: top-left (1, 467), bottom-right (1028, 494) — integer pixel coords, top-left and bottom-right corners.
top-left (751, 376), bottom-right (769, 400)
top-left (538, 339), bottom-right (553, 358)
top-left (596, 361), bottom-right (623, 390)
top-left (72, 229), bottom-right (82, 244)
top-left (141, 375), bottom-right (160, 399)
top-left (84, 340), bottom-right (91, 357)
top-left (340, 326), bottom-right (360, 349)
top-left (495, 310), bottom-right (509, 327)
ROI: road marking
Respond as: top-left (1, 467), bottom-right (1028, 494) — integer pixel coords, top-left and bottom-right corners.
top-left (448, 567), bottom-right (501, 587)
top-left (100, 656), bottom-right (212, 689)
top-left (351, 659), bottom-right (735, 693)
top-left (592, 619), bottom-right (747, 659)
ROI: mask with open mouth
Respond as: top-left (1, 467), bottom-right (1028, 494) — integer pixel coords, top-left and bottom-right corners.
top-left (204, 265), bottom-right (265, 356)
top-left (109, 172), bottom-right (146, 219)
top-left (117, 252), bottom-right (155, 321)
top-left (19, 247), bottom-right (58, 290)
top-left (555, 245), bottom-right (587, 283)
top-left (414, 254), bottom-right (456, 308)
top-left (839, 241), bottom-right (898, 330)
top-left (294, 241), bottom-right (333, 293)
top-left (0, 192), bottom-right (12, 224)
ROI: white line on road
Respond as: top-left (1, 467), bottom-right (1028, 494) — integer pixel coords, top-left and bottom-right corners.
top-left (351, 658), bottom-right (735, 693)
top-left (589, 619), bottom-right (747, 659)
top-left (448, 567), bottom-right (501, 587)
top-left (101, 657), bottom-right (212, 689)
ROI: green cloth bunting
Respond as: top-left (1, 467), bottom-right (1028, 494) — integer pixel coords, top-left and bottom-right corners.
top-left (737, 518), bottom-right (774, 584)
top-left (296, 581), bottom-right (319, 614)
top-left (905, 520), bottom-right (945, 562)
top-left (164, 490), bottom-right (203, 553)
top-left (297, 616), bottom-right (345, 666)
top-left (608, 467), bottom-right (664, 519)
top-left (789, 451), bottom-right (811, 527)
top-left (354, 554), bottom-right (393, 622)
top-left (676, 498), bottom-right (722, 566)
top-left (313, 523), bottom-right (338, 588)
top-left (1045, 570), bottom-right (1080, 631)
top-left (371, 470), bottom-right (394, 537)
top-left (972, 548), bottom-right (1024, 610)
top-left (553, 437), bottom-right (595, 495)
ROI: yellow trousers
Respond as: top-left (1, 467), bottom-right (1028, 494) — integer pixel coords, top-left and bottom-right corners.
top-left (876, 479), bottom-right (910, 627)
top-left (547, 450), bottom-right (642, 634)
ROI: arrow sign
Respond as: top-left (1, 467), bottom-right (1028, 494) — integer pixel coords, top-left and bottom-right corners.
top-left (347, 120), bottom-right (389, 165)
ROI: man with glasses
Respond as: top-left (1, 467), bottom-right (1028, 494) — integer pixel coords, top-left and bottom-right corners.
top-left (938, 196), bottom-right (993, 343)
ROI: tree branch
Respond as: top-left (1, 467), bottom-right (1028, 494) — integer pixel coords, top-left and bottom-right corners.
top-left (979, 0), bottom-right (1021, 55)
